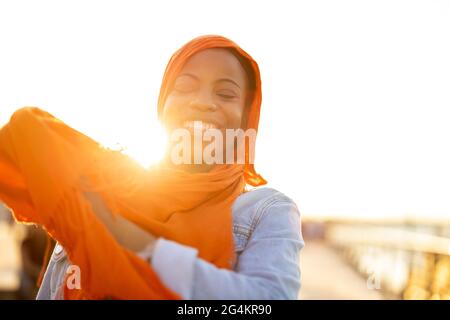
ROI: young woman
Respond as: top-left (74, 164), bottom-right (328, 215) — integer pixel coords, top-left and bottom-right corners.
top-left (0, 35), bottom-right (304, 300)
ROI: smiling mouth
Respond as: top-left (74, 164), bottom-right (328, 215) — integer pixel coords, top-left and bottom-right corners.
top-left (182, 120), bottom-right (219, 130)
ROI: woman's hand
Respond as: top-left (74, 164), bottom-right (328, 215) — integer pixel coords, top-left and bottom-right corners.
top-left (83, 190), bottom-right (157, 253)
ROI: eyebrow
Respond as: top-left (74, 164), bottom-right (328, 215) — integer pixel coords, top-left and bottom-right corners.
top-left (178, 73), bottom-right (241, 89)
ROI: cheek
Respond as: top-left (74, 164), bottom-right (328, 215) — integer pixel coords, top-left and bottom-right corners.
top-left (161, 95), bottom-right (186, 126)
top-left (224, 102), bottom-right (246, 129)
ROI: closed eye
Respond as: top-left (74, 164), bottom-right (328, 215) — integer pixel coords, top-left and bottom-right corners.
top-left (217, 93), bottom-right (237, 99)
top-left (217, 89), bottom-right (238, 100)
top-left (173, 82), bottom-right (196, 93)
top-left (173, 74), bottom-right (198, 93)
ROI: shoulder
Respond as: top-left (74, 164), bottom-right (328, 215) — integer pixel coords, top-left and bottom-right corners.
top-left (232, 187), bottom-right (301, 240)
top-left (230, 187), bottom-right (304, 271)
top-left (233, 187), bottom-right (300, 219)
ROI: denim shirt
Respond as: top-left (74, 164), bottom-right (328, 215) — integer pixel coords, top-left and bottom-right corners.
top-left (36, 187), bottom-right (304, 300)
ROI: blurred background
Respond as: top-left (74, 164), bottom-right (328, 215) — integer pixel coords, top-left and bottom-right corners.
top-left (1, 0), bottom-right (449, 299)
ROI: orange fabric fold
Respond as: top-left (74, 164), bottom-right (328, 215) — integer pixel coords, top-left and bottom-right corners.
top-left (0, 35), bottom-right (266, 299)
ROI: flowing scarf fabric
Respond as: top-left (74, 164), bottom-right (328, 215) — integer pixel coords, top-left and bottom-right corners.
top-left (0, 35), bottom-right (266, 299)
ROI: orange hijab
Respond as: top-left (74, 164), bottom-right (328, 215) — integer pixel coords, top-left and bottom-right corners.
top-left (0, 35), bottom-right (265, 299)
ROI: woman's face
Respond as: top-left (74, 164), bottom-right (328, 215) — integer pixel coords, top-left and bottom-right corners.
top-left (161, 48), bottom-right (248, 135)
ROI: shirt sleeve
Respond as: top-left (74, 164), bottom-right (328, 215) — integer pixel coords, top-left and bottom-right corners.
top-left (145, 200), bottom-right (304, 300)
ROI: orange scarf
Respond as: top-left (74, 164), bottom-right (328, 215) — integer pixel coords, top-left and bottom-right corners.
top-left (0, 35), bottom-right (265, 299)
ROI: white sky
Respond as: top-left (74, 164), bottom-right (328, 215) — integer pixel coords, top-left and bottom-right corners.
top-left (1, 0), bottom-right (449, 221)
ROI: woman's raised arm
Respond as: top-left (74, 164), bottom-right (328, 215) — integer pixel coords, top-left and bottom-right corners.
top-left (83, 191), bottom-right (157, 252)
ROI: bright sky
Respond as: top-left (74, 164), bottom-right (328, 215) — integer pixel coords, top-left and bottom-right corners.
top-left (1, 0), bottom-right (449, 221)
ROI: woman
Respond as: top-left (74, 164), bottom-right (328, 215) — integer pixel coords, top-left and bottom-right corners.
top-left (0, 35), bottom-right (304, 299)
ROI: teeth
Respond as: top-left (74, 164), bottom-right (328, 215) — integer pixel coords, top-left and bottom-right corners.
top-left (182, 120), bottom-right (218, 130)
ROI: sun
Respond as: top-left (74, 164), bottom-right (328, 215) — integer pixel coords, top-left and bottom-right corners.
top-left (102, 120), bottom-right (168, 169)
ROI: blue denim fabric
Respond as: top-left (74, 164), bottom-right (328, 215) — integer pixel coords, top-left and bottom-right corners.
top-left (36, 187), bottom-right (304, 300)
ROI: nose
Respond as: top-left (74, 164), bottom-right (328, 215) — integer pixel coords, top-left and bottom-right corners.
top-left (188, 91), bottom-right (218, 112)
top-left (189, 101), bottom-right (218, 112)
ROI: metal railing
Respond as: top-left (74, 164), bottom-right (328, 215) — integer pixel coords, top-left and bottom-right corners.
top-left (324, 221), bottom-right (450, 300)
